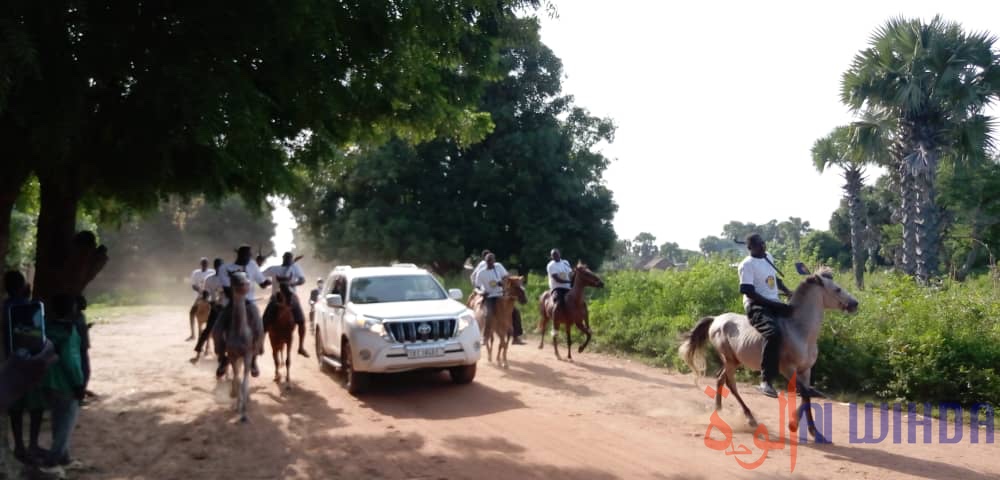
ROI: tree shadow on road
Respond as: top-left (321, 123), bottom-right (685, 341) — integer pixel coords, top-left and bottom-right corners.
top-left (499, 360), bottom-right (599, 397)
top-left (354, 369), bottom-right (528, 420)
top-left (71, 377), bottom-right (617, 480)
top-left (571, 359), bottom-right (692, 390)
top-left (803, 442), bottom-right (997, 480)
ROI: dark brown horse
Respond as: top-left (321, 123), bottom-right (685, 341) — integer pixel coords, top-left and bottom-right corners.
top-left (537, 263), bottom-right (604, 361)
top-left (266, 283), bottom-right (296, 390)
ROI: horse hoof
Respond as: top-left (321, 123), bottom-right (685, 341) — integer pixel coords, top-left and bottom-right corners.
top-left (285, 384), bottom-right (292, 391)
top-left (748, 418), bottom-right (758, 428)
top-left (240, 416), bottom-right (248, 423)
top-left (789, 420), bottom-right (799, 433)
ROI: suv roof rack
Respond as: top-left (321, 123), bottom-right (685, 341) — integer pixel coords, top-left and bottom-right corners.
top-left (391, 263), bottom-right (418, 268)
top-left (333, 265), bottom-right (352, 272)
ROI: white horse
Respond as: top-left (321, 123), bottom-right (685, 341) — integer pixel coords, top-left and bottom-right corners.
top-left (678, 267), bottom-right (858, 439)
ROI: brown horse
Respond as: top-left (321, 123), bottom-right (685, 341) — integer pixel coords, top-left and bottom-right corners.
top-left (192, 292), bottom-right (213, 353)
top-left (266, 283), bottom-right (296, 390)
top-left (478, 276), bottom-right (527, 368)
top-left (537, 263), bottom-right (605, 361)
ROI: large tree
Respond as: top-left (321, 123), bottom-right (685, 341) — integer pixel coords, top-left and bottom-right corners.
top-left (841, 15), bottom-right (1000, 282)
top-left (296, 18), bottom-right (617, 274)
top-left (812, 125), bottom-right (888, 289)
top-left (0, 0), bottom-right (538, 299)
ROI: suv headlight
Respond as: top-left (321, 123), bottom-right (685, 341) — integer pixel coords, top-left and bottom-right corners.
top-left (356, 315), bottom-right (389, 339)
top-left (457, 312), bottom-right (476, 333)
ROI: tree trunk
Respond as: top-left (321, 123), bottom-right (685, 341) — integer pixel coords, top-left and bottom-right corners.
top-left (0, 168), bottom-right (30, 270)
top-left (896, 125), bottom-right (917, 276)
top-left (844, 167), bottom-right (866, 290)
top-left (33, 171), bottom-right (108, 302)
top-left (912, 143), bottom-right (940, 284)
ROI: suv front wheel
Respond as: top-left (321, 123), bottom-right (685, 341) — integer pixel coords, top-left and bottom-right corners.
top-left (341, 340), bottom-right (371, 395)
top-left (449, 363), bottom-right (477, 384)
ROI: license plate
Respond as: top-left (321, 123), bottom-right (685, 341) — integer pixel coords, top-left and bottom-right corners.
top-left (406, 346), bottom-right (445, 359)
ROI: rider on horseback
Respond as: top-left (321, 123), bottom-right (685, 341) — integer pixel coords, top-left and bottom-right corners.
top-left (471, 250), bottom-right (525, 344)
top-left (262, 252), bottom-right (310, 358)
top-left (546, 248), bottom-right (573, 310)
top-left (473, 253), bottom-right (508, 324)
top-left (216, 245), bottom-right (271, 379)
top-left (738, 234), bottom-right (793, 398)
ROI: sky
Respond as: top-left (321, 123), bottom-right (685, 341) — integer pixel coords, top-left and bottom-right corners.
top-left (537, 0), bottom-right (1000, 250)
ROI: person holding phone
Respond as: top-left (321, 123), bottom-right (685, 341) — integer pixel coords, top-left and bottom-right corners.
top-left (3, 271), bottom-right (48, 465)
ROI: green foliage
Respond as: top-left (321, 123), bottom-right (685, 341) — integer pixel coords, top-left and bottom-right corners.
top-left (697, 218), bottom-right (812, 259)
top-left (576, 259), bottom-right (1000, 406)
top-left (801, 230), bottom-right (851, 269)
top-left (296, 18), bottom-right (617, 275)
top-left (841, 15), bottom-right (1000, 279)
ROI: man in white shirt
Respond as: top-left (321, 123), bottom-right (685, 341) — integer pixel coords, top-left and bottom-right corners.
top-left (470, 250), bottom-right (525, 344)
top-left (262, 252), bottom-right (309, 358)
top-left (469, 249), bottom-right (491, 288)
top-left (216, 245), bottom-right (272, 378)
top-left (190, 258), bottom-right (225, 364)
top-left (473, 253), bottom-right (509, 326)
top-left (546, 249), bottom-right (573, 309)
top-left (738, 233), bottom-right (793, 398)
top-left (187, 258), bottom-right (215, 340)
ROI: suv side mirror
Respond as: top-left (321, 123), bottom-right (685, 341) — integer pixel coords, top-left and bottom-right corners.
top-left (325, 294), bottom-right (343, 308)
top-left (448, 289), bottom-right (463, 300)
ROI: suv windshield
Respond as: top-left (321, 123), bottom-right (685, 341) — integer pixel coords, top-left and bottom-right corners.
top-left (349, 275), bottom-right (447, 304)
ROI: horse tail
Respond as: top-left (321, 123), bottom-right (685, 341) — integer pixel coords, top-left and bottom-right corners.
top-left (678, 316), bottom-right (714, 379)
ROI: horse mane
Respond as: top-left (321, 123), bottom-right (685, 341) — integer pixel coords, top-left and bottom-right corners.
top-left (791, 266), bottom-right (834, 299)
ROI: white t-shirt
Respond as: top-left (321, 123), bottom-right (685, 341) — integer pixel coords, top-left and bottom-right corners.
top-left (546, 259), bottom-right (573, 290)
top-left (219, 261), bottom-right (267, 302)
top-left (474, 263), bottom-right (508, 298)
top-left (262, 263), bottom-right (306, 296)
top-left (203, 274), bottom-right (226, 306)
top-left (191, 268), bottom-right (216, 298)
top-left (738, 253), bottom-right (780, 310)
top-left (470, 260), bottom-right (487, 285)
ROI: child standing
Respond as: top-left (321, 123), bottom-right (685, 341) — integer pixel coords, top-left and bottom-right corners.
top-left (38, 294), bottom-right (86, 476)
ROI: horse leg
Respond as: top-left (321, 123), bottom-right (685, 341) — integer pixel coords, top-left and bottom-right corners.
top-left (565, 322), bottom-right (573, 362)
top-left (272, 342), bottom-right (281, 383)
top-left (795, 377), bottom-right (825, 442)
top-left (576, 317), bottom-right (592, 354)
top-left (714, 368), bottom-right (726, 411)
top-left (499, 326), bottom-right (510, 369)
top-left (230, 359), bottom-right (240, 400)
top-left (484, 317), bottom-right (494, 363)
top-left (724, 364), bottom-right (757, 427)
top-left (240, 355), bottom-right (251, 423)
top-left (537, 298), bottom-right (549, 350)
top-left (285, 342), bottom-right (292, 391)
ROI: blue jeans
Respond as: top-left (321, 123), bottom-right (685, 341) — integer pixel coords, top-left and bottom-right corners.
top-left (44, 389), bottom-right (80, 464)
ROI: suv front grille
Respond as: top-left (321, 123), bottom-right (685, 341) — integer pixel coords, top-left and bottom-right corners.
top-left (385, 319), bottom-right (456, 343)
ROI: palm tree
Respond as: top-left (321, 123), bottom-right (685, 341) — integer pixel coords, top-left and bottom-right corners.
top-left (812, 126), bottom-right (887, 289)
top-left (841, 15), bottom-right (1000, 283)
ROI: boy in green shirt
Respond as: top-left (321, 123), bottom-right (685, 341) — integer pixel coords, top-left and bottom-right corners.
top-left (38, 294), bottom-right (86, 475)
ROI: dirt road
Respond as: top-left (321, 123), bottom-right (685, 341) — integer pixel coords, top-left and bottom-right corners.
top-left (72, 306), bottom-right (997, 479)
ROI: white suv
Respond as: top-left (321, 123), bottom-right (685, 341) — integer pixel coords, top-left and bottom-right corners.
top-left (313, 264), bottom-right (481, 394)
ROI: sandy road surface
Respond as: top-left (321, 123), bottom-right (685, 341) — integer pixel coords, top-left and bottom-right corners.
top-left (70, 306), bottom-right (997, 479)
